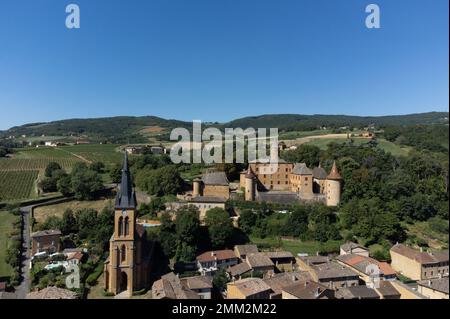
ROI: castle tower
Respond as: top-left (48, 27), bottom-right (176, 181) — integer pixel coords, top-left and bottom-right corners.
top-left (244, 168), bottom-right (256, 201)
top-left (326, 161), bottom-right (342, 207)
top-left (105, 152), bottom-right (138, 296)
top-left (192, 178), bottom-right (201, 197)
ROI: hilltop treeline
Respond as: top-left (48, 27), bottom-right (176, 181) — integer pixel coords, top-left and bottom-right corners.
top-left (1, 112), bottom-right (447, 144)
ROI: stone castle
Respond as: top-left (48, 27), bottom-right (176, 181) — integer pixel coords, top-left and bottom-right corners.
top-left (240, 160), bottom-right (343, 206)
top-left (188, 160), bottom-right (343, 208)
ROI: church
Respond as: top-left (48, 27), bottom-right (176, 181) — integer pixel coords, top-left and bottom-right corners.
top-left (104, 153), bottom-right (153, 296)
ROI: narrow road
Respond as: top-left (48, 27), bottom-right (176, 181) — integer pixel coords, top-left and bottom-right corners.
top-left (15, 206), bottom-right (32, 299)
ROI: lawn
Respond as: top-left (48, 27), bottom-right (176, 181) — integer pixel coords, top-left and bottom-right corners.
top-left (33, 198), bottom-right (114, 226)
top-left (0, 211), bottom-right (18, 279)
top-left (249, 236), bottom-right (343, 256)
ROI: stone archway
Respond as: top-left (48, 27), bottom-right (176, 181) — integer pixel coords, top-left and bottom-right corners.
top-left (120, 271), bottom-right (128, 293)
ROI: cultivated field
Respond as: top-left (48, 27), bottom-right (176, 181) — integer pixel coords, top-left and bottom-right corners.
top-left (59, 144), bottom-right (122, 165)
top-left (0, 170), bottom-right (39, 200)
top-left (0, 144), bottom-right (122, 202)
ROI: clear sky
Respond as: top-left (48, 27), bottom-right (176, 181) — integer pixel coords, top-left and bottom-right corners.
top-left (0, 0), bottom-right (448, 130)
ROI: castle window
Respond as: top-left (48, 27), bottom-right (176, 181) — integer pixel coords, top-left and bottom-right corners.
top-left (118, 217), bottom-right (123, 236)
top-left (124, 217), bottom-right (130, 236)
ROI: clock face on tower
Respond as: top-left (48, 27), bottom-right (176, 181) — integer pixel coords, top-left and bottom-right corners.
top-left (122, 209), bottom-right (127, 217)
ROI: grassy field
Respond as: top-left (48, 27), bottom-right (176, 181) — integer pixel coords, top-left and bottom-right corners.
top-left (249, 236), bottom-right (343, 255)
top-left (0, 211), bottom-right (18, 279)
top-left (279, 130), bottom-right (332, 140)
top-left (0, 170), bottom-right (39, 200)
top-left (33, 198), bottom-right (114, 225)
top-left (403, 220), bottom-right (449, 250)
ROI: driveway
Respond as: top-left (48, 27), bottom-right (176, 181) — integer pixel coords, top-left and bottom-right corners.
top-left (15, 206), bottom-right (32, 299)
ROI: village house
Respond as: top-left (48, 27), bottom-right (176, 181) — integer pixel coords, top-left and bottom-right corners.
top-left (234, 244), bottom-right (259, 261)
top-left (227, 262), bottom-right (252, 280)
top-left (335, 254), bottom-right (397, 283)
top-left (263, 272), bottom-right (312, 299)
top-left (227, 278), bottom-right (272, 299)
top-left (335, 286), bottom-right (380, 299)
top-left (390, 243), bottom-right (449, 281)
top-left (340, 242), bottom-right (370, 257)
top-left (188, 196), bottom-right (227, 222)
top-left (389, 280), bottom-right (427, 299)
top-left (196, 250), bottom-right (238, 276)
top-left (245, 253), bottom-right (275, 275)
top-left (263, 251), bottom-right (295, 270)
top-left (30, 229), bottom-right (62, 257)
top-left (152, 273), bottom-right (200, 299)
top-left (303, 261), bottom-right (360, 289)
top-left (416, 277), bottom-right (449, 299)
top-left (374, 281), bottom-right (402, 299)
top-left (281, 281), bottom-right (334, 299)
top-left (180, 276), bottom-right (213, 299)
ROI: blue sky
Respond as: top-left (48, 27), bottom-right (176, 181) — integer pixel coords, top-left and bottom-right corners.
top-left (0, 0), bottom-right (448, 130)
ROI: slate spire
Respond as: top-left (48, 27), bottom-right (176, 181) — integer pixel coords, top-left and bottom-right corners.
top-left (115, 152), bottom-right (137, 209)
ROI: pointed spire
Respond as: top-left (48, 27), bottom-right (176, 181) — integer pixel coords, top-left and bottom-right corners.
top-left (115, 151), bottom-right (137, 209)
top-left (327, 161), bottom-right (342, 180)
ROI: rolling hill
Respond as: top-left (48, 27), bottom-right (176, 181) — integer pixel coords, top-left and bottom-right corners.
top-left (1, 112), bottom-right (448, 143)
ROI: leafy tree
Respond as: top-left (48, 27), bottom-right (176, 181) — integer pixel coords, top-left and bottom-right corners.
top-left (137, 165), bottom-right (184, 196)
top-left (282, 144), bottom-right (322, 167)
top-left (284, 206), bottom-right (308, 238)
top-left (89, 161), bottom-right (105, 173)
top-left (60, 209), bottom-right (78, 235)
top-left (205, 208), bottom-right (234, 249)
top-left (212, 268), bottom-right (229, 292)
top-left (238, 209), bottom-right (257, 234)
top-left (109, 163), bottom-right (122, 183)
top-left (71, 168), bottom-right (104, 200)
top-left (174, 207), bottom-right (200, 262)
top-left (75, 209), bottom-right (99, 240)
top-left (45, 162), bottom-right (62, 178)
top-left (57, 175), bottom-right (72, 196)
top-left (159, 213), bottom-right (177, 258)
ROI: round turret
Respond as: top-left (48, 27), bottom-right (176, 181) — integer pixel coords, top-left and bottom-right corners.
top-left (326, 161), bottom-right (342, 206)
top-left (244, 168), bottom-right (255, 201)
top-left (193, 178), bottom-right (201, 197)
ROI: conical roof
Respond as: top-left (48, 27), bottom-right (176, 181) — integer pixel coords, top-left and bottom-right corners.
top-left (327, 161), bottom-right (342, 180)
top-left (245, 167), bottom-right (255, 178)
top-left (115, 152), bottom-right (137, 209)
